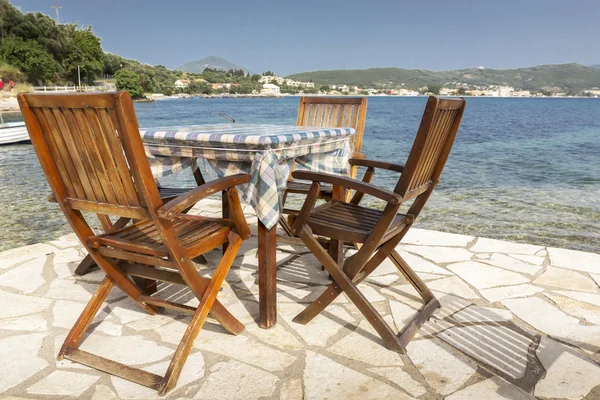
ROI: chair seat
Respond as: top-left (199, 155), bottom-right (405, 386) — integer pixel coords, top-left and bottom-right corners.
top-left (307, 202), bottom-right (410, 243)
top-left (158, 187), bottom-right (193, 200)
top-left (96, 215), bottom-right (233, 258)
top-left (285, 180), bottom-right (333, 195)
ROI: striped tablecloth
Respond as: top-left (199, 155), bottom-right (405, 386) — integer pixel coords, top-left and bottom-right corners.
top-left (141, 124), bottom-right (355, 229)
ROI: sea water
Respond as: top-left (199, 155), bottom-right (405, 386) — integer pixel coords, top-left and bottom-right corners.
top-left (1, 96), bottom-right (598, 253)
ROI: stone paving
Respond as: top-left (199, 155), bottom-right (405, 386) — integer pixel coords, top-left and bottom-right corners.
top-left (1, 198), bottom-right (600, 399)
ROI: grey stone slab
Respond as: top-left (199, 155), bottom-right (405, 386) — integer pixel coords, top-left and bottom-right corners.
top-left (328, 319), bottom-right (404, 366)
top-left (502, 297), bottom-right (600, 349)
top-left (111, 352), bottom-right (204, 399)
top-left (533, 266), bottom-right (598, 292)
top-left (507, 253), bottom-right (545, 266)
top-left (390, 300), bottom-right (419, 332)
top-left (547, 246), bottom-right (600, 274)
top-left (395, 249), bottom-right (453, 275)
top-left (280, 378), bottom-right (303, 400)
top-left (0, 243), bottom-right (55, 270)
top-left (446, 376), bottom-right (535, 400)
top-left (0, 289), bottom-right (52, 319)
top-left (0, 257), bottom-right (47, 294)
top-left (279, 302), bottom-right (355, 347)
top-left (369, 366), bottom-right (427, 397)
top-left (91, 385), bottom-right (119, 400)
top-left (438, 325), bottom-right (532, 379)
top-left (553, 290), bottom-right (600, 308)
top-left (535, 336), bottom-right (600, 400)
top-left (447, 261), bottom-right (529, 290)
top-left (407, 338), bottom-right (477, 395)
top-left (482, 253), bottom-right (542, 276)
top-left (479, 284), bottom-right (544, 303)
top-left (470, 238), bottom-right (543, 255)
top-left (544, 292), bottom-right (600, 325)
top-left (426, 276), bottom-right (480, 299)
top-left (79, 334), bottom-right (173, 365)
top-left (0, 314), bottom-right (47, 331)
top-left (303, 351), bottom-right (414, 400)
top-left (194, 360), bottom-right (278, 400)
top-left (399, 245), bottom-right (473, 264)
top-left (402, 228), bottom-right (475, 247)
top-left (26, 370), bottom-right (99, 397)
top-left (453, 305), bottom-right (513, 323)
top-left (0, 333), bottom-right (49, 392)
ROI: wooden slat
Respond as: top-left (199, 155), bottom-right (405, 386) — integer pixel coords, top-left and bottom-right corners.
top-left (41, 108), bottom-right (86, 198)
top-left (98, 247), bottom-right (175, 269)
top-left (140, 295), bottom-right (197, 315)
top-left (85, 108), bottom-right (129, 204)
top-left (62, 108), bottom-right (107, 202)
top-left (97, 108), bottom-right (141, 206)
top-left (51, 108), bottom-right (97, 200)
top-left (122, 263), bottom-right (187, 285)
top-left (23, 93), bottom-right (116, 109)
top-left (315, 104), bottom-right (325, 126)
top-left (33, 108), bottom-right (76, 197)
top-left (72, 108), bottom-right (118, 203)
top-left (97, 236), bottom-right (167, 257)
top-left (64, 348), bottom-right (163, 390)
top-left (67, 198), bottom-right (150, 219)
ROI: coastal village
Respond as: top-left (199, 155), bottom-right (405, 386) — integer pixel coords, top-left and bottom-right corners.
top-left (167, 73), bottom-right (600, 99)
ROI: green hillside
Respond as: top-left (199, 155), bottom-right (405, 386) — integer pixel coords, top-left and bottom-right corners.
top-left (286, 63), bottom-right (600, 92)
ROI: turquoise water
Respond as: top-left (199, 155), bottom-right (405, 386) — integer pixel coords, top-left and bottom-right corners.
top-left (1, 97), bottom-right (599, 252)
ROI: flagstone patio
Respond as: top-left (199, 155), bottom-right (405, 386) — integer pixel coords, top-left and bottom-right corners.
top-left (1, 198), bottom-right (599, 399)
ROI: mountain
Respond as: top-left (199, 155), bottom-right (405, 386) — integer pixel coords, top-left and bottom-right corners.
top-left (178, 56), bottom-right (253, 74)
top-left (592, 64), bottom-right (600, 69)
top-left (286, 63), bottom-right (600, 92)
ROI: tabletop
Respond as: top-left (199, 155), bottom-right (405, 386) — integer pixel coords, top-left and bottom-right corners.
top-left (141, 124), bottom-right (355, 229)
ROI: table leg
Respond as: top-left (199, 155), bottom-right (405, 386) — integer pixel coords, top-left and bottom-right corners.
top-left (258, 221), bottom-right (277, 329)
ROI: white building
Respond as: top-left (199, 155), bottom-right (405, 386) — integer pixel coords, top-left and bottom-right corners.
top-left (175, 79), bottom-right (190, 88)
top-left (261, 83), bottom-right (280, 95)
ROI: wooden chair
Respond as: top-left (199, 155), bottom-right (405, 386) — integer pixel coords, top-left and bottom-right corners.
top-left (280, 96), bottom-right (367, 235)
top-left (289, 96), bottom-right (466, 352)
top-left (18, 91), bottom-right (252, 395)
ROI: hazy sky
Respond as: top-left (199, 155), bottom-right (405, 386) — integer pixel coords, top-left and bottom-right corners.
top-left (11, 0), bottom-right (600, 76)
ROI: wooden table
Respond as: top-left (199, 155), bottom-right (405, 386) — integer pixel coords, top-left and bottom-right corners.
top-left (141, 124), bottom-right (354, 328)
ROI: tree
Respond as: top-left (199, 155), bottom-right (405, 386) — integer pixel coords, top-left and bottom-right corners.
top-left (456, 87), bottom-right (467, 95)
top-left (426, 83), bottom-right (441, 95)
top-left (319, 85), bottom-right (330, 92)
top-left (60, 26), bottom-right (104, 84)
top-left (0, 37), bottom-right (57, 83)
top-left (251, 74), bottom-right (261, 82)
top-left (114, 69), bottom-right (144, 98)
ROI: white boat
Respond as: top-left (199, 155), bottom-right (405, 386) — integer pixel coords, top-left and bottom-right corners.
top-left (0, 121), bottom-right (29, 145)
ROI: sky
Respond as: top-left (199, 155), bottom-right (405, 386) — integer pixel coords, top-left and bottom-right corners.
top-left (9, 0), bottom-right (600, 76)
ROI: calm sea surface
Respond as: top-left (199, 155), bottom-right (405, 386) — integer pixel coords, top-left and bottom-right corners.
top-left (1, 97), bottom-right (599, 253)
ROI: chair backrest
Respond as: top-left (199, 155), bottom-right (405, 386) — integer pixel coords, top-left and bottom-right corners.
top-left (18, 91), bottom-right (163, 221)
top-left (395, 96), bottom-right (466, 214)
top-left (296, 96), bottom-right (368, 156)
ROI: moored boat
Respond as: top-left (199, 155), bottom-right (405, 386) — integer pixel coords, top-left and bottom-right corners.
top-left (0, 121), bottom-right (29, 145)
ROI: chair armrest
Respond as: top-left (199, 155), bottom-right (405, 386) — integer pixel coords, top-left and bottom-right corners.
top-left (158, 173), bottom-right (251, 219)
top-left (349, 158), bottom-right (404, 173)
top-left (291, 171), bottom-right (402, 205)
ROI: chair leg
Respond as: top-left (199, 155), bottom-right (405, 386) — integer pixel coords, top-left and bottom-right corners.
top-left (295, 228), bottom-right (439, 352)
top-left (89, 249), bottom-right (157, 315)
top-left (58, 276), bottom-right (113, 359)
top-left (159, 232), bottom-right (243, 395)
top-left (297, 228), bottom-right (404, 352)
top-left (60, 234), bottom-right (245, 396)
top-left (74, 254), bottom-right (97, 275)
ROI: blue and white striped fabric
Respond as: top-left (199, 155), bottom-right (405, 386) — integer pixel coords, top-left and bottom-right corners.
top-left (141, 124), bottom-right (354, 229)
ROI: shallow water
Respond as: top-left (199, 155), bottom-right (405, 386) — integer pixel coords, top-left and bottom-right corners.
top-left (1, 97), bottom-right (598, 253)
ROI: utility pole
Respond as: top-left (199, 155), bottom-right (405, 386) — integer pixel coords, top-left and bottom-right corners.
top-left (51, 5), bottom-right (62, 24)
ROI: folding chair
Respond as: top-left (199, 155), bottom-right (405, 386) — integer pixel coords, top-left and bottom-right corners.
top-left (18, 91), bottom-right (252, 395)
top-left (279, 97), bottom-right (368, 236)
top-left (289, 96), bottom-right (466, 352)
